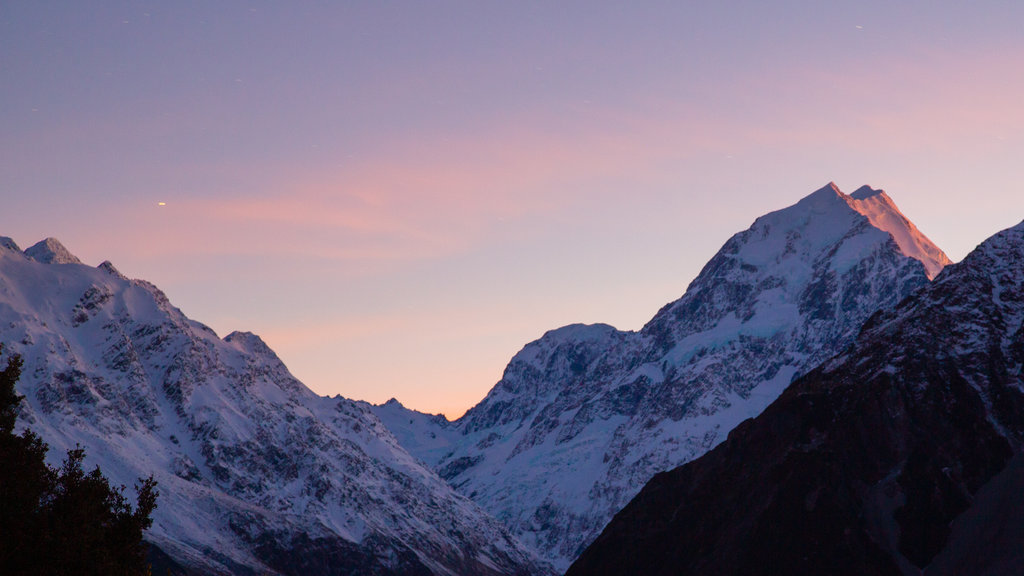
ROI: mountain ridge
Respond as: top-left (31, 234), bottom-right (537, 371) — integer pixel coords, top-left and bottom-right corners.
top-left (0, 240), bottom-right (549, 576)
top-left (375, 183), bottom-right (951, 569)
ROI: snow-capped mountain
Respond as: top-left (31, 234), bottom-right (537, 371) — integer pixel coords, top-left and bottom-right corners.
top-left (0, 238), bottom-right (548, 576)
top-left (567, 219), bottom-right (1024, 576)
top-left (375, 183), bottom-right (950, 569)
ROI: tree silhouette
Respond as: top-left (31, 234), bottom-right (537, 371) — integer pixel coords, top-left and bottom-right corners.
top-left (0, 346), bottom-right (158, 576)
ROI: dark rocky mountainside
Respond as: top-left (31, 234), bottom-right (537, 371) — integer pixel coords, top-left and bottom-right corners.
top-left (567, 220), bottom-right (1024, 576)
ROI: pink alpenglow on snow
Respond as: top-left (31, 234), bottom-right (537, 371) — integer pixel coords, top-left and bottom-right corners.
top-left (845, 184), bottom-right (952, 279)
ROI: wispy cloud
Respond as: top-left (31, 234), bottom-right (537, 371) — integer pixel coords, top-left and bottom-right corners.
top-left (97, 105), bottom-right (715, 267)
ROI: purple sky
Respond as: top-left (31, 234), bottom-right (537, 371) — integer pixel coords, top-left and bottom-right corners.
top-left (3, 2), bottom-right (1023, 417)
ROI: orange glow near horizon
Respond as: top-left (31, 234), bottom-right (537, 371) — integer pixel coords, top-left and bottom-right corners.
top-left (3, 3), bottom-right (1024, 416)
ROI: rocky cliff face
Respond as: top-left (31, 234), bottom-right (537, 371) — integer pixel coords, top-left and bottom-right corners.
top-left (0, 238), bottom-right (548, 576)
top-left (567, 220), bottom-right (1024, 576)
top-left (375, 183), bottom-right (950, 569)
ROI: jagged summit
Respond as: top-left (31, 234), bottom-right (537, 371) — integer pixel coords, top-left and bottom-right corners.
top-left (812, 180), bottom-right (842, 196)
top-left (850, 184), bottom-right (884, 199)
top-left (2, 237), bottom-right (133, 278)
top-left (647, 183), bottom-right (946, 345)
top-left (844, 186), bottom-right (951, 279)
top-left (223, 330), bottom-right (275, 355)
top-left (97, 260), bottom-right (127, 280)
top-left (25, 237), bottom-right (83, 265)
top-left (754, 183), bottom-right (949, 280)
top-left (0, 236), bottom-right (22, 252)
top-left (789, 181), bottom-right (846, 213)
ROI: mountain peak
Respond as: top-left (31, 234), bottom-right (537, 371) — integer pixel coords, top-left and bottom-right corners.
top-left (735, 183), bottom-right (883, 274)
top-left (849, 184), bottom-right (885, 200)
top-left (845, 188), bottom-right (951, 279)
top-left (767, 183), bottom-right (949, 280)
top-left (25, 237), bottom-right (83, 265)
top-left (818, 181), bottom-right (843, 195)
top-left (223, 330), bottom-right (275, 357)
top-left (794, 182), bottom-right (847, 211)
top-left (97, 260), bottom-right (127, 280)
top-left (0, 236), bottom-right (22, 253)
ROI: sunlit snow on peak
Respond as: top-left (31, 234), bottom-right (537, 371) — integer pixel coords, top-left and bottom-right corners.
top-left (845, 185), bottom-right (952, 279)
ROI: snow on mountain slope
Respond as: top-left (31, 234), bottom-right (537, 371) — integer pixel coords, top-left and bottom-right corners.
top-left (25, 237), bottom-right (84, 265)
top-left (847, 185), bottom-right (951, 279)
top-left (367, 398), bottom-right (461, 469)
top-left (567, 219), bottom-right (1024, 576)
top-left (0, 238), bottom-right (548, 576)
top-left (374, 183), bottom-right (950, 570)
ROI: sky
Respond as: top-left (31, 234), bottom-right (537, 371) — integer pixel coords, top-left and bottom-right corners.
top-left (2, 2), bottom-right (1023, 418)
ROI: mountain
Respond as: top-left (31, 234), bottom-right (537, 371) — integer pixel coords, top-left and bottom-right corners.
top-left (566, 220), bottom-right (1024, 576)
top-left (374, 183), bottom-right (951, 569)
top-left (0, 238), bottom-right (548, 576)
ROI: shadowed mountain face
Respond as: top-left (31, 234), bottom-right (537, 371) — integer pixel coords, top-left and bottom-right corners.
top-left (375, 183), bottom-right (950, 569)
top-left (567, 220), bottom-right (1024, 576)
top-left (0, 237), bottom-right (548, 576)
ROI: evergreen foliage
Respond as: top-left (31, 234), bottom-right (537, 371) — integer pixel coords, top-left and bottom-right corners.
top-left (0, 346), bottom-right (158, 576)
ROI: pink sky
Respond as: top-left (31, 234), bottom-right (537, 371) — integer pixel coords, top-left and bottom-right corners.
top-left (2, 3), bottom-right (1023, 417)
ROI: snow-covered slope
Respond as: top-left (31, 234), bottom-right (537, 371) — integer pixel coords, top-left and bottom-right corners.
top-left (369, 398), bottom-right (461, 470)
top-left (375, 183), bottom-right (950, 570)
top-left (567, 219), bottom-right (1024, 576)
top-left (0, 238), bottom-right (548, 576)
top-left (847, 185), bottom-right (951, 279)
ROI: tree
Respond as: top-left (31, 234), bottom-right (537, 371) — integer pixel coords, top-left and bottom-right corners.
top-left (0, 346), bottom-right (158, 576)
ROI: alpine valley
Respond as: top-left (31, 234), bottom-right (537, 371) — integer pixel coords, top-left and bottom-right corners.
top-left (4, 182), bottom-right (982, 575)
top-left (373, 183), bottom-right (953, 570)
top-left (0, 238), bottom-right (549, 576)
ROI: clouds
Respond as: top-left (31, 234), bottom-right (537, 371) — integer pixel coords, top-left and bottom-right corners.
top-left (85, 101), bottom-right (698, 267)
